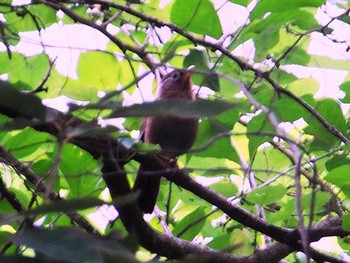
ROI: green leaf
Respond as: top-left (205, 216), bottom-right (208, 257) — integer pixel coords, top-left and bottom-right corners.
top-left (246, 184), bottom-right (287, 206)
top-left (270, 69), bottom-right (298, 86)
top-left (62, 5), bottom-right (89, 24)
top-left (207, 232), bottom-right (234, 250)
top-left (7, 53), bottom-right (50, 90)
top-left (117, 59), bottom-right (140, 90)
top-left (63, 50), bottom-right (121, 100)
top-left (58, 144), bottom-right (103, 198)
top-left (246, 113), bottom-right (274, 157)
top-left (228, 0), bottom-right (250, 6)
top-left (285, 78), bottom-right (319, 97)
top-left (161, 36), bottom-right (193, 63)
top-left (338, 14), bottom-right (350, 25)
top-left (184, 49), bottom-right (208, 71)
top-left (252, 147), bottom-right (291, 180)
top-left (5, 4), bottom-right (57, 32)
top-left (172, 207), bottom-right (206, 240)
top-left (210, 181), bottom-right (238, 198)
top-left (183, 49), bottom-right (220, 91)
top-left (342, 214), bottom-right (350, 231)
top-left (324, 165), bottom-right (350, 187)
top-left (325, 155), bottom-right (350, 172)
top-left (2, 128), bottom-right (54, 160)
top-left (192, 108), bottom-right (240, 161)
top-left (304, 98), bottom-right (347, 150)
top-left (340, 81), bottom-right (350, 103)
top-left (269, 28), bottom-right (307, 60)
top-left (0, 52), bottom-right (10, 75)
top-left (308, 55), bottom-right (350, 71)
top-left (29, 4), bottom-right (58, 28)
top-left (171, 0), bottom-right (223, 39)
top-left (0, 0), bottom-right (12, 12)
top-left (268, 95), bottom-right (306, 123)
top-left (276, 46), bottom-right (310, 66)
top-left (251, 0), bottom-right (324, 21)
top-left (301, 191), bottom-right (329, 214)
top-left (110, 99), bottom-right (239, 118)
top-left (77, 51), bottom-right (119, 91)
top-left (185, 156), bottom-right (234, 177)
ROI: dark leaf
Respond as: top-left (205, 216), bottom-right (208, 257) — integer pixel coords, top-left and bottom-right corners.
top-left (183, 49), bottom-right (220, 91)
top-left (0, 81), bottom-right (46, 120)
top-left (11, 228), bottom-right (136, 263)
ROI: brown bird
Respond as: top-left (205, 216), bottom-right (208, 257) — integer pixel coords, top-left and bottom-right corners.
top-left (133, 67), bottom-right (198, 213)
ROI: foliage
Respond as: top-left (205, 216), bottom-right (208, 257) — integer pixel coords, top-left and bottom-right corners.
top-left (0, 0), bottom-right (350, 262)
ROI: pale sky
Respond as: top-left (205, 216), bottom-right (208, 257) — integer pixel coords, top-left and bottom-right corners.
top-left (2, 0), bottom-right (349, 105)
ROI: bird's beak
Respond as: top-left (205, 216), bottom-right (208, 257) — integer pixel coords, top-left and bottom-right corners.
top-left (182, 65), bottom-right (195, 82)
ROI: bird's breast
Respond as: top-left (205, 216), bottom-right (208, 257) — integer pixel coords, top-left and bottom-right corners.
top-left (144, 116), bottom-right (198, 158)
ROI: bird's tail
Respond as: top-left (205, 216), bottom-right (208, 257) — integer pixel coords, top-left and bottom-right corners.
top-left (134, 164), bottom-right (162, 214)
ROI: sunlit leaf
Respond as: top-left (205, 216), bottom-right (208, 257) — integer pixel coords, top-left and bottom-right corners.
top-left (2, 127), bottom-right (54, 159)
top-left (228, 0), bottom-right (250, 6)
top-left (6, 53), bottom-right (50, 90)
top-left (58, 144), bottom-right (103, 198)
top-left (342, 214), bottom-right (350, 231)
top-left (171, 0), bottom-right (223, 39)
top-left (172, 207), bottom-right (206, 240)
top-left (285, 78), bottom-right (319, 96)
top-left (340, 81), bottom-right (350, 103)
top-left (324, 165), bottom-right (350, 187)
top-left (4, 4), bottom-right (57, 32)
top-left (308, 55), bottom-right (350, 71)
top-left (251, 0), bottom-right (324, 20)
top-left (77, 51), bottom-right (119, 91)
top-left (246, 184), bottom-right (287, 206)
top-left (210, 181), bottom-right (238, 198)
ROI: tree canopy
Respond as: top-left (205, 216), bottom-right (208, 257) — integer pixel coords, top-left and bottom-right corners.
top-left (0, 0), bottom-right (350, 262)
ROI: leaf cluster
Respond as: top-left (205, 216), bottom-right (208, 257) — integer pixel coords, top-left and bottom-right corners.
top-left (0, 0), bottom-right (350, 263)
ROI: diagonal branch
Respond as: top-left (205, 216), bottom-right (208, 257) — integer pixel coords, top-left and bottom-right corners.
top-left (0, 81), bottom-right (348, 262)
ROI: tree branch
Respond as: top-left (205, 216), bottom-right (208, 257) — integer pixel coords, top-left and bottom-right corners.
top-left (0, 144), bottom-right (100, 235)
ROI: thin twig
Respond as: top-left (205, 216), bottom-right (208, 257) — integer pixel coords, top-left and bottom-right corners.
top-left (294, 153), bottom-right (310, 262)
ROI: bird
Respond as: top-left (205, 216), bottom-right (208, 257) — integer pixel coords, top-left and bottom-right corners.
top-left (133, 67), bottom-right (199, 213)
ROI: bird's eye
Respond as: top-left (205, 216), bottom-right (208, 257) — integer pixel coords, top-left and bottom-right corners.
top-left (171, 71), bottom-right (180, 80)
